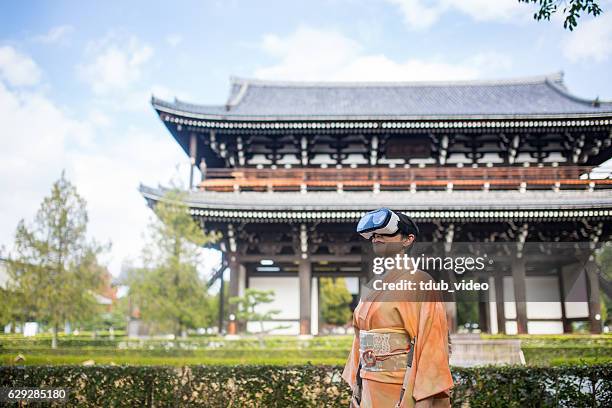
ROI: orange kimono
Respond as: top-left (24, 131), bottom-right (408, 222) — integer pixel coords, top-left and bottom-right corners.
top-left (342, 268), bottom-right (453, 407)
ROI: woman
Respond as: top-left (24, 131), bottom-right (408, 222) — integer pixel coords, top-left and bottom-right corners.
top-left (342, 208), bottom-right (453, 408)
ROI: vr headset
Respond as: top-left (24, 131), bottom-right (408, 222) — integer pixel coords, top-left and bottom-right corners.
top-left (356, 208), bottom-right (419, 240)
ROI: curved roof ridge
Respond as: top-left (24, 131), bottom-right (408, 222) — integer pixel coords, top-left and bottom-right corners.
top-left (228, 71), bottom-right (565, 88)
top-left (545, 77), bottom-right (612, 105)
top-left (173, 98), bottom-right (224, 110)
top-left (226, 80), bottom-right (249, 107)
top-left (151, 96), bottom-right (227, 113)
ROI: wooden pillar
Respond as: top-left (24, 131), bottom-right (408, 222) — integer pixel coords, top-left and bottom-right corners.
top-left (512, 257), bottom-right (528, 334)
top-left (478, 277), bottom-right (489, 333)
top-left (299, 259), bottom-right (312, 335)
top-left (495, 273), bottom-right (505, 334)
top-left (218, 273), bottom-right (225, 334)
top-left (199, 159), bottom-right (207, 183)
top-left (585, 259), bottom-right (602, 334)
top-left (360, 241), bottom-right (374, 282)
top-left (557, 266), bottom-right (571, 333)
top-left (227, 254), bottom-right (240, 335)
top-left (189, 133), bottom-right (197, 189)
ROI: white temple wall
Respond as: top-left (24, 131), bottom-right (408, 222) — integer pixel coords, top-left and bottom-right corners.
top-left (247, 276), bottom-right (300, 334)
top-left (488, 276), bottom-right (499, 334)
top-left (311, 277), bottom-right (318, 335)
top-left (499, 275), bottom-right (573, 334)
top-left (562, 264), bottom-right (590, 319)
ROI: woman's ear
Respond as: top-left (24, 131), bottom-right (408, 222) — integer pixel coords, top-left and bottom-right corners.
top-left (402, 234), bottom-right (415, 247)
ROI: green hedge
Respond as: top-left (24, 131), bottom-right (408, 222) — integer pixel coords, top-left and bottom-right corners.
top-left (522, 346), bottom-right (612, 365)
top-left (1, 364), bottom-right (610, 407)
top-left (0, 350), bottom-right (347, 366)
top-left (0, 335), bottom-right (354, 350)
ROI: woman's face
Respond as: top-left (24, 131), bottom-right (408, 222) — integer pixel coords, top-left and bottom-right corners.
top-left (372, 233), bottom-right (405, 244)
top-left (371, 233), bottom-right (415, 257)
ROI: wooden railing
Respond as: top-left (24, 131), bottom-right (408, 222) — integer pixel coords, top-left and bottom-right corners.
top-left (198, 166), bottom-right (612, 192)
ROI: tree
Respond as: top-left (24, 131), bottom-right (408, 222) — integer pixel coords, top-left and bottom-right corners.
top-left (597, 243), bottom-right (612, 328)
top-left (0, 275), bottom-right (29, 333)
top-left (5, 172), bottom-right (107, 348)
top-left (128, 189), bottom-right (219, 337)
top-left (319, 278), bottom-right (353, 328)
top-left (519, 0), bottom-right (602, 30)
top-left (229, 288), bottom-right (285, 343)
top-left (208, 279), bottom-right (231, 333)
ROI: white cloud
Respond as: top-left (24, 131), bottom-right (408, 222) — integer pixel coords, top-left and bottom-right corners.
top-left (256, 26), bottom-right (362, 80)
top-left (449, 0), bottom-right (528, 22)
top-left (78, 33), bottom-right (154, 95)
top-left (88, 109), bottom-right (112, 127)
top-left (386, 0), bottom-right (445, 30)
top-left (254, 26), bottom-right (512, 82)
top-left (386, 0), bottom-right (528, 30)
top-left (68, 127), bottom-right (188, 275)
top-left (563, 12), bottom-right (612, 62)
top-left (89, 84), bottom-right (192, 114)
top-left (165, 34), bottom-right (183, 47)
top-left (0, 46), bottom-right (42, 87)
top-left (0, 49), bottom-right (188, 276)
top-left (33, 25), bottom-right (74, 44)
top-left (0, 80), bottom-right (94, 252)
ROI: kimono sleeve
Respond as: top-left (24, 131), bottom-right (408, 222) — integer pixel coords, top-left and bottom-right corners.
top-left (341, 311), bottom-right (361, 390)
top-left (410, 300), bottom-right (454, 402)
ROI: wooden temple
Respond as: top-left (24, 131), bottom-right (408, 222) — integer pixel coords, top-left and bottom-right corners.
top-left (140, 72), bottom-right (612, 335)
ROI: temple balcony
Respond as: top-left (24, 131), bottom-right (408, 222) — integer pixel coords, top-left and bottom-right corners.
top-left (198, 165), bottom-right (612, 193)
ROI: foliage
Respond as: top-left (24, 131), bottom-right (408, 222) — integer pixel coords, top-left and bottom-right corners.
top-left (0, 349), bottom-right (349, 366)
top-left (598, 243), bottom-right (612, 327)
top-left (518, 0), bottom-right (603, 30)
top-left (455, 287), bottom-right (479, 329)
top-left (77, 296), bottom-right (129, 333)
top-left (3, 172), bottom-right (107, 348)
top-left (522, 346), bottom-right (612, 365)
top-left (0, 284), bottom-right (28, 332)
top-left (229, 288), bottom-right (284, 335)
top-left (452, 364), bottom-right (612, 407)
top-left (127, 189), bottom-right (219, 336)
top-left (1, 364), bottom-right (611, 407)
top-left (1, 333), bottom-right (611, 367)
top-left (319, 278), bottom-right (352, 326)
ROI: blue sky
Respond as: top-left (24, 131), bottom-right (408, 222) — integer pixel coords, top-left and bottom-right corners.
top-left (1, 0), bottom-right (611, 276)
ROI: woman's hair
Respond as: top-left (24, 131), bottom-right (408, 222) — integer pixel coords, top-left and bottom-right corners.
top-left (395, 212), bottom-right (419, 254)
top-left (396, 212), bottom-right (419, 240)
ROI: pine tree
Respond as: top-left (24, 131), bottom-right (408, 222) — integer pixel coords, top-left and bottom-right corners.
top-left (6, 172), bottom-right (107, 348)
top-left (319, 277), bottom-right (353, 328)
top-left (128, 189), bottom-right (219, 337)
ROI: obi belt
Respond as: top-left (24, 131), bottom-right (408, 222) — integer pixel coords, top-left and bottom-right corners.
top-left (359, 330), bottom-right (415, 372)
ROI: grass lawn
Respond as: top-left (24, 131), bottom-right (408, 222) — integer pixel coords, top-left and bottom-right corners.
top-left (1, 333), bottom-right (610, 366)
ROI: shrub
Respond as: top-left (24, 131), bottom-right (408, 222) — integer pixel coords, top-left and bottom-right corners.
top-left (1, 364), bottom-right (610, 407)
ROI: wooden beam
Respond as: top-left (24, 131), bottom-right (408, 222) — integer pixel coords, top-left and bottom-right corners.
top-left (218, 271), bottom-right (225, 335)
top-left (557, 266), bottom-right (571, 333)
top-left (512, 256), bottom-right (528, 334)
top-left (495, 273), bottom-right (505, 334)
top-left (585, 259), bottom-right (603, 334)
top-left (478, 277), bottom-right (489, 333)
top-left (227, 254), bottom-right (240, 335)
top-left (238, 254), bottom-right (363, 263)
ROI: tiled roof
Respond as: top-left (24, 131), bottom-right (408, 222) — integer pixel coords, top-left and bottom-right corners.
top-left (139, 185), bottom-right (612, 212)
top-left (151, 72), bottom-right (612, 120)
